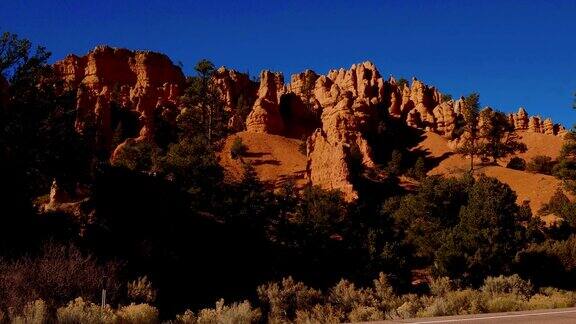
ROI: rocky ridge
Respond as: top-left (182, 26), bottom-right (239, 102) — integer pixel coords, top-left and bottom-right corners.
top-left (54, 46), bottom-right (185, 153)
top-left (52, 48), bottom-right (567, 201)
top-left (233, 62), bottom-right (566, 200)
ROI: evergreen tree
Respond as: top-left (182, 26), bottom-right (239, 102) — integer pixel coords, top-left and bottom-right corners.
top-left (479, 109), bottom-right (526, 163)
top-left (179, 59), bottom-right (228, 145)
top-left (553, 93), bottom-right (576, 193)
top-left (454, 93), bottom-right (482, 172)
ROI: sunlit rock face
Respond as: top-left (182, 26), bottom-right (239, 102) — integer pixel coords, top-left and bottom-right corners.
top-left (54, 46), bottom-right (185, 152)
top-left (52, 48), bottom-right (567, 201)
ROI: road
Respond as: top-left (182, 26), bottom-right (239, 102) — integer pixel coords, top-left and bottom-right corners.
top-left (368, 307), bottom-right (576, 323)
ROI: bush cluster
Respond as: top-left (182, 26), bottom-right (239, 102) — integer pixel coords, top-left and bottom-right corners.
top-left (526, 155), bottom-right (556, 174)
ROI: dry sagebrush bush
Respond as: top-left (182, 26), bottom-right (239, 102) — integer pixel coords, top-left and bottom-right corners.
top-left (11, 299), bottom-right (48, 324)
top-left (174, 299), bottom-right (261, 324)
top-left (0, 243), bottom-right (121, 313)
top-left (294, 304), bottom-right (344, 324)
top-left (527, 288), bottom-right (576, 310)
top-left (429, 277), bottom-right (454, 297)
top-left (394, 294), bottom-right (431, 319)
top-left (127, 276), bottom-right (157, 304)
top-left (328, 279), bottom-right (375, 315)
top-left (485, 295), bottom-right (526, 313)
top-left (196, 299), bottom-right (260, 324)
top-left (419, 290), bottom-right (486, 317)
top-left (481, 274), bottom-right (533, 300)
top-left (257, 276), bottom-right (322, 323)
top-left (116, 303), bottom-right (159, 324)
top-left (57, 297), bottom-right (117, 324)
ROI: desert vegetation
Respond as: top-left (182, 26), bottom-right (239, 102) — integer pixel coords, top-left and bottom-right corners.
top-left (1, 30), bottom-right (576, 323)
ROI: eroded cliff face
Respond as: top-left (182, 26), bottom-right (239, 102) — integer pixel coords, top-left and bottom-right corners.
top-left (54, 46), bottom-right (185, 153)
top-left (508, 107), bottom-right (566, 136)
top-left (246, 70), bottom-right (286, 134)
top-left (234, 62), bottom-right (566, 200)
top-left (51, 48), bottom-right (566, 202)
top-left (213, 67), bottom-right (259, 131)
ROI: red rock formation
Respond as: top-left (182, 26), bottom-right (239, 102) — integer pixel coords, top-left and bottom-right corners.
top-left (307, 129), bottom-right (357, 200)
top-left (543, 118), bottom-right (555, 135)
top-left (432, 101), bottom-right (458, 138)
top-left (246, 70), bottom-right (285, 134)
top-left (54, 46), bottom-right (185, 152)
top-left (506, 107), bottom-right (564, 136)
top-left (511, 107), bottom-right (529, 130)
top-left (528, 116), bottom-right (541, 133)
top-left (213, 67), bottom-right (258, 131)
top-left (50, 50), bottom-right (569, 201)
top-left (303, 62), bottom-right (383, 200)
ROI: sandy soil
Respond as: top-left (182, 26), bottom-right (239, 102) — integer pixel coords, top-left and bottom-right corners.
top-left (219, 131), bottom-right (308, 188)
top-left (418, 131), bottom-right (566, 218)
top-left (220, 130), bottom-right (567, 222)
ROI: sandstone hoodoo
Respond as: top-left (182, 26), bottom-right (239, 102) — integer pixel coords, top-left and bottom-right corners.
top-left (54, 46), bottom-right (185, 155)
top-left (217, 61), bottom-right (566, 201)
top-left (245, 70), bottom-right (286, 134)
top-left (51, 49), bottom-right (567, 202)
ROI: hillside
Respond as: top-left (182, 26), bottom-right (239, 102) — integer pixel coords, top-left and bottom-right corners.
top-left (420, 131), bottom-right (566, 217)
top-left (220, 131), bottom-right (307, 188)
top-left (2, 27), bottom-right (576, 323)
top-left (219, 129), bottom-right (567, 221)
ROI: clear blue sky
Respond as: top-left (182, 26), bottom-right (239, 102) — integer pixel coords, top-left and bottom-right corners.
top-left (1, 0), bottom-right (575, 125)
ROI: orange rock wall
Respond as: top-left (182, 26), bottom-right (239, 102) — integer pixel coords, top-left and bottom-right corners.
top-left (51, 48), bottom-right (566, 201)
top-left (54, 46), bottom-right (185, 151)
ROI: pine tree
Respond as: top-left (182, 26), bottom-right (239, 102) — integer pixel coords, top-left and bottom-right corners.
top-left (454, 93), bottom-right (482, 172)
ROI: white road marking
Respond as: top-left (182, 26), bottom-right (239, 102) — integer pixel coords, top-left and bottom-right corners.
top-left (406, 308), bottom-right (576, 323)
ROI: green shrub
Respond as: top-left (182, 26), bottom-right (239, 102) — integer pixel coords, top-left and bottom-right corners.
top-left (116, 303), bottom-right (159, 324)
top-left (526, 155), bottom-right (556, 175)
top-left (481, 275), bottom-right (533, 300)
top-left (386, 150), bottom-right (403, 176)
top-left (396, 78), bottom-right (409, 89)
top-left (111, 139), bottom-right (158, 172)
top-left (298, 139), bottom-right (307, 156)
top-left (230, 137), bottom-right (248, 160)
top-left (407, 157), bottom-right (427, 180)
top-left (57, 297), bottom-right (117, 324)
top-left (506, 157), bottom-right (526, 171)
top-left (195, 299), bottom-right (261, 324)
top-left (441, 94), bottom-right (453, 102)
